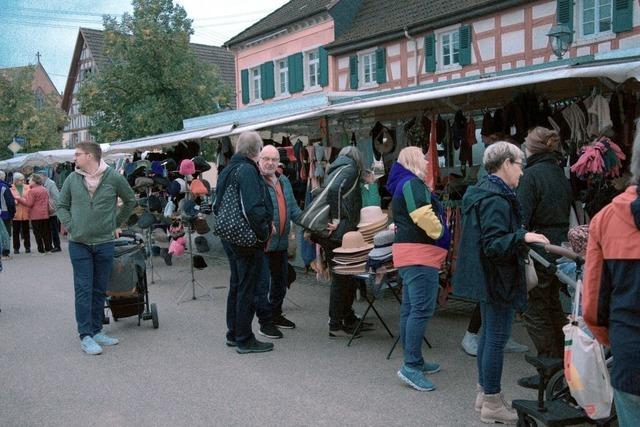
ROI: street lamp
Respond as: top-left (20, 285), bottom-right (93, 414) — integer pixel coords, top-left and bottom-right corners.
top-left (547, 25), bottom-right (573, 59)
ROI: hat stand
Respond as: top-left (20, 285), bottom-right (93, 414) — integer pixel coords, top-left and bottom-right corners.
top-left (144, 186), bottom-right (161, 284)
top-left (176, 185), bottom-right (213, 304)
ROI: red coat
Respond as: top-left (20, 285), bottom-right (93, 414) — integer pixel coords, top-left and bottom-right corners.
top-left (20, 185), bottom-right (50, 220)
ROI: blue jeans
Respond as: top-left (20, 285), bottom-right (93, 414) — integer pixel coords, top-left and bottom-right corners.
top-left (399, 265), bottom-right (439, 368)
top-left (222, 242), bottom-right (265, 344)
top-left (477, 302), bottom-right (514, 394)
top-left (614, 388), bottom-right (640, 427)
top-left (69, 241), bottom-right (115, 339)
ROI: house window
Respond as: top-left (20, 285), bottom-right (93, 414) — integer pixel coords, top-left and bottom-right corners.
top-left (35, 88), bottom-right (45, 108)
top-left (251, 67), bottom-right (261, 101)
top-left (276, 59), bottom-right (288, 95)
top-left (440, 30), bottom-right (460, 68)
top-left (359, 52), bottom-right (377, 86)
top-left (305, 49), bottom-right (320, 89)
top-left (581, 0), bottom-right (612, 36)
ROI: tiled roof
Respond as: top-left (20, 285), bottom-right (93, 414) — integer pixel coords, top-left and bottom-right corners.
top-left (224, 0), bottom-right (335, 47)
top-left (63, 28), bottom-right (237, 110)
top-left (327, 0), bottom-right (533, 51)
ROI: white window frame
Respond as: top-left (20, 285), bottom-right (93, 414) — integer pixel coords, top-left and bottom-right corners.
top-left (578, 0), bottom-right (613, 40)
top-left (304, 48), bottom-right (320, 90)
top-left (275, 58), bottom-right (290, 97)
top-left (250, 66), bottom-right (261, 102)
top-left (358, 50), bottom-right (378, 88)
top-left (437, 27), bottom-right (461, 71)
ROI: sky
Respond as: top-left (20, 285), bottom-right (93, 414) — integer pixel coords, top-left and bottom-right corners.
top-left (0, 0), bottom-right (290, 93)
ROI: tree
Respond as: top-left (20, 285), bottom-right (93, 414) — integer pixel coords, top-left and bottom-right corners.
top-left (78, 0), bottom-right (232, 143)
top-left (0, 66), bottom-right (67, 160)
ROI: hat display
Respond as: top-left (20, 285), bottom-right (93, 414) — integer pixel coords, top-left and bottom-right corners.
top-left (162, 158), bottom-right (177, 173)
top-left (152, 175), bottom-right (170, 189)
top-left (181, 199), bottom-right (199, 218)
top-left (174, 178), bottom-right (188, 194)
top-left (357, 206), bottom-right (389, 244)
top-left (127, 213), bottom-right (139, 227)
top-left (368, 230), bottom-right (394, 259)
top-left (194, 217), bottom-right (210, 235)
top-left (137, 212), bottom-right (156, 229)
top-left (190, 179), bottom-right (208, 196)
top-left (333, 231), bottom-right (373, 254)
top-left (194, 236), bottom-right (210, 253)
top-left (150, 160), bottom-right (165, 176)
top-left (167, 180), bottom-right (181, 197)
top-left (193, 255), bottom-right (208, 270)
top-left (147, 195), bottom-right (163, 213)
top-left (191, 156), bottom-right (211, 173)
top-left (134, 176), bottom-right (154, 190)
top-left (135, 160), bottom-right (151, 172)
top-left (178, 159), bottom-right (196, 176)
top-left (152, 228), bottom-right (170, 249)
top-left (357, 206), bottom-right (389, 228)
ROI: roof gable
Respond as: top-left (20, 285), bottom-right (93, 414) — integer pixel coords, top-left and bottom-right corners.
top-left (225, 0), bottom-right (336, 47)
top-left (62, 28), bottom-right (236, 111)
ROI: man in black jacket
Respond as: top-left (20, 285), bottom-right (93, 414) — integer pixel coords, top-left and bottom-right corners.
top-left (214, 131), bottom-right (274, 354)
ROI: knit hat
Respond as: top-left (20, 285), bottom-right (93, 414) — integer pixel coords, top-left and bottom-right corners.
top-left (567, 225), bottom-right (589, 257)
top-left (524, 127), bottom-right (560, 154)
top-left (179, 159), bottom-right (196, 176)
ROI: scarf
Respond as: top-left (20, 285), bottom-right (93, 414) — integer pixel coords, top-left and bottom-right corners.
top-left (15, 184), bottom-right (24, 196)
top-left (487, 174), bottom-right (522, 223)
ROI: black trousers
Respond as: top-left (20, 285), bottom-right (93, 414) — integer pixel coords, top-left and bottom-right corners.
top-left (523, 271), bottom-right (567, 358)
top-left (31, 219), bottom-right (52, 253)
top-left (12, 220), bottom-right (30, 252)
top-left (49, 216), bottom-right (61, 249)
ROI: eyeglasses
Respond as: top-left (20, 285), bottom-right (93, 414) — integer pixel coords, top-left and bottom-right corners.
top-left (261, 157), bottom-right (280, 162)
top-left (74, 152), bottom-right (89, 157)
top-left (512, 160), bottom-right (525, 168)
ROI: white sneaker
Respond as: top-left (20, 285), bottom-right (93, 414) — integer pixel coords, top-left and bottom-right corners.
top-left (461, 331), bottom-right (478, 356)
top-left (93, 331), bottom-right (119, 346)
top-left (504, 337), bottom-right (528, 353)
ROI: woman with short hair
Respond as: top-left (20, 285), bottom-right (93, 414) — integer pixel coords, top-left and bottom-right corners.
top-left (10, 172), bottom-right (31, 254)
top-left (454, 141), bottom-right (549, 424)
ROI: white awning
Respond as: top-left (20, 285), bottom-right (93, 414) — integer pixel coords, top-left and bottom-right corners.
top-left (0, 149), bottom-right (130, 171)
top-left (106, 123), bottom-right (236, 153)
top-left (323, 60), bottom-right (640, 115)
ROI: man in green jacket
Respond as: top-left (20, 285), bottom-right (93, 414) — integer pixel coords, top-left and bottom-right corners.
top-left (57, 142), bottom-right (135, 355)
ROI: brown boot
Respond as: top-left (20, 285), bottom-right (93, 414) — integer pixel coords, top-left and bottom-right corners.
top-left (475, 384), bottom-right (484, 412)
top-left (480, 393), bottom-right (518, 424)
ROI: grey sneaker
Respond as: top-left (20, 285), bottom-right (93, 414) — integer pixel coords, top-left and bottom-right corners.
top-left (236, 337), bottom-right (274, 354)
top-left (81, 336), bottom-right (103, 355)
top-left (93, 331), bottom-right (119, 346)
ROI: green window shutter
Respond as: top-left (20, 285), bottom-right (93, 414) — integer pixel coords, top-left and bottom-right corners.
top-left (375, 48), bottom-right (386, 84)
top-left (288, 53), bottom-right (304, 93)
top-left (458, 25), bottom-right (472, 66)
top-left (613, 0), bottom-right (633, 33)
top-left (349, 55), bottom-right (358, 89)
top-left (260, 61), bottom-right (275, 99)
top-left (241, 69), bottom-right (250, 104)
top-left (424, 34), bottom-right (436, 73)
top-left (556, 0), bottom-right (574, 42)
top-left (319, 46), bottom-right (329, 87)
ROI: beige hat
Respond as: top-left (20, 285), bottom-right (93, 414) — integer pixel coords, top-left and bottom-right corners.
top-left (333, 231), bottom-right (373, 254)
top-left (357, 206), bottom-right (388, 229)
top-left (332, 254), bottom-right (369, 265)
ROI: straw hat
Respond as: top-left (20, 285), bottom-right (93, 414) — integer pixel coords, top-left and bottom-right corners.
top-left (357, 206), bottom-right (388, 229)
top-left (332, 254), bottom-right (369, 265)
top-left (332, 262), bottom-right (367, 275)
top-left (333, 231), bottom-right (373, 254)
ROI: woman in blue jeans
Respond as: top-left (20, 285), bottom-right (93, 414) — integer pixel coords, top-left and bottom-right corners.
top-left (386, 147), bottom-right (447, 391)
top-left (454, 141), bottom-right (548, 424)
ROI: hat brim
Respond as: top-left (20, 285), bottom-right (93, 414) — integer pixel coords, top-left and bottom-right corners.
top-left (333, 243), bottom-right (373, 254)
top-left (332, 256), bottom-right (368, 265)
top-left (357, 215), bottom-right (389, 229)
top-left (368, 247), bottom-right (392, 258)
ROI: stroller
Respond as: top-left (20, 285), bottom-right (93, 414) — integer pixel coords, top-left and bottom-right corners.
top-left (512, 243), bottom-right (615, 426)
top-left (104, 233), bottom-right (159, 329)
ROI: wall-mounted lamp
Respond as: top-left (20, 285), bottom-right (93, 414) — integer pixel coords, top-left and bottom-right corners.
top-left (547, 25), bottom-right (573, 59)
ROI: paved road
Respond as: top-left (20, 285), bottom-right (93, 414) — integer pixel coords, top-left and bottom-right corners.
top-left (0, 238), bottom-right (538, 426)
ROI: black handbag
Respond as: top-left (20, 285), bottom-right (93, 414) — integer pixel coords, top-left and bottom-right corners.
top-left (213, 167), bottom-right (259, 247)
